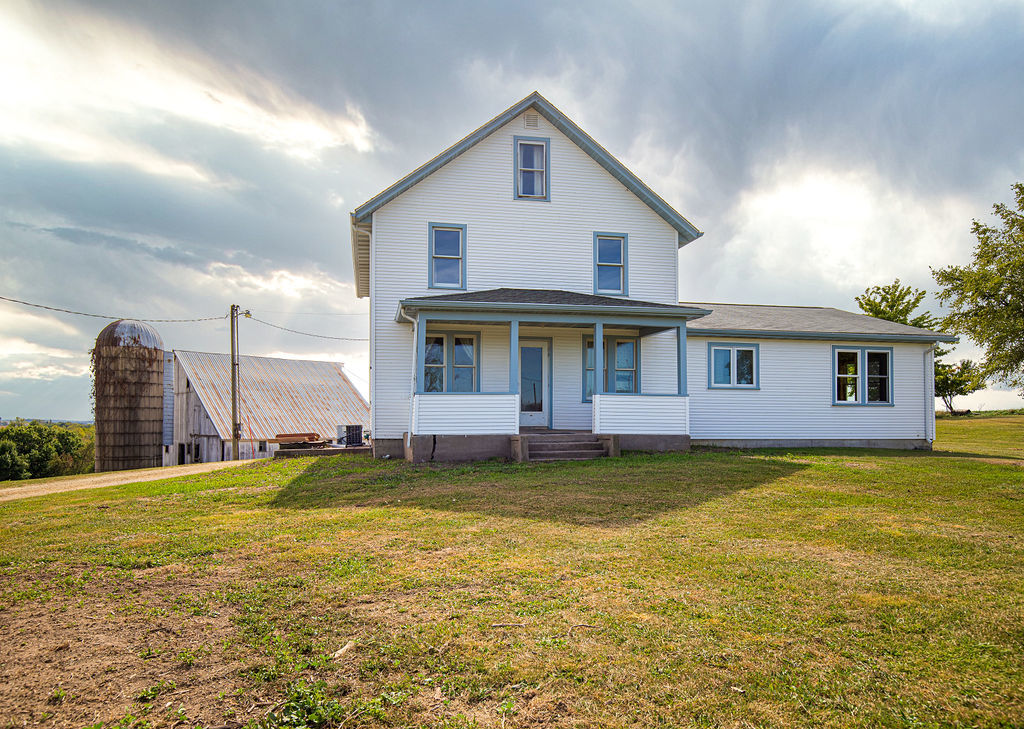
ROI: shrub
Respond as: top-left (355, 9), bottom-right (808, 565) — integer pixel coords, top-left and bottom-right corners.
top-left (0, 420), bottom-right (94, 480)
top-left (0, 441), bottom-right (30, 481)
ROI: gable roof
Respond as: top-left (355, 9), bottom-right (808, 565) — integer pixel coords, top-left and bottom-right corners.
top-left (683, 302), bottom-right (957, 343)
top-left (353, 92), bottom-right (701, 243)
top-left (350, 93), bottom-right (703, 297)
top-left (175, 350), bottom-right (369, 441)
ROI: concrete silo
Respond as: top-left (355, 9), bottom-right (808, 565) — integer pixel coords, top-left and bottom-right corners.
top-left (92, 319), bottom-right (165, 472)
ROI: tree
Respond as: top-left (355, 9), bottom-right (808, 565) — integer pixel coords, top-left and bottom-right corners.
top-left (933, 182), bottom-right (1024, 390)
top-left (934, 360), bottom-right (986, 414)
top-left (855, 278), bottom-right (950, 358)
top-left (855, 278), bottom-right (941, 330)
top-left (0, 420), bottom-right (95, 479)
top-left (0, 441), bottom-right (30, 481)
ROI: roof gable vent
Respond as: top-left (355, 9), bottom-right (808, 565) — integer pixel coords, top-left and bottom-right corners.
top-left (523, 112), bottom-right (539, 129)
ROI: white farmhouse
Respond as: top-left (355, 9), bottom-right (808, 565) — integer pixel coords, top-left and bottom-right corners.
top-left (350, 92), bottom-right (954, 462)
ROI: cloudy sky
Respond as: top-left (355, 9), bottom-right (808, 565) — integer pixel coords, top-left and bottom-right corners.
top-left (1, 0), bottom-right (1023, 420)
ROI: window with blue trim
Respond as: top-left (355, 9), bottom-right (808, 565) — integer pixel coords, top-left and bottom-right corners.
top-left (583, 336), bottom-right (638, 401)
top-left (594, 234), bottom-right (627, 295)
top-left (424, 333), bottom-right (478, 393)
top-left (514, 136), bottom-right (549, 200)
top-left (429, 224), bottom-right (465, 289)
top-left (833, 347), bottom-right (892, 405)
top-left (708, 343), bottom-right (758, 388)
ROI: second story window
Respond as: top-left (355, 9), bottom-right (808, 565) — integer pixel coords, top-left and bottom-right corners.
top-left (593, 233), bottom-right (628, 296)
top-left (428, 223), bottom-right (466, 289)
top-left (514, 136), bottom-right (550, 200)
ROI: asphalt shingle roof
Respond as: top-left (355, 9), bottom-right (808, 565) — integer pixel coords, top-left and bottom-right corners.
top-left (401, 291), bottom-right (954, 341)
top-left (405, 288), bottom-right (687, 310)
top-left (683, 302), bottom-right (956, 341)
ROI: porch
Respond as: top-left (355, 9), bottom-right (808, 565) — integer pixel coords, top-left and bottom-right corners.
top-left (398, 289), bottom-right (710, 461)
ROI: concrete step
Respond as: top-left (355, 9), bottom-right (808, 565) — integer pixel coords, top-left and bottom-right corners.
top-left (530, 440), bottom-right (604, 453)
top-left (522, 432), bottom-right (597, 443)
top-left (531, 449), bottom-right (605, 461)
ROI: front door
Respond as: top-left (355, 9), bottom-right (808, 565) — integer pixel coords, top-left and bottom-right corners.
top-left (519, 340), bottom-right (549, 427)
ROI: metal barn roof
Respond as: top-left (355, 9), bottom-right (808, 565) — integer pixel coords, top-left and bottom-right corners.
top-left (175, 350), bottom-right (369, 441)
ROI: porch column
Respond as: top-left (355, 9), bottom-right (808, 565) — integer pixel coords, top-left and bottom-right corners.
top-left (594, 321), bottom-right (605, 394)
top-left (676, 323), bottom-right (687, 395)
top-left (509, 318), bottom-right (519, 393)
top-left (415, 315), bottom-right (427, 393)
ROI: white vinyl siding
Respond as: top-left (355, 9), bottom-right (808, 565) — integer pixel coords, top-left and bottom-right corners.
top-left (593, 394), bottom-right (688, 435)
top-left (413, 393), bottom-right (519, 434)
top-left (687, 338), bottom-right (932, 440)
top-left (369, 111), bottom-right (679, 438)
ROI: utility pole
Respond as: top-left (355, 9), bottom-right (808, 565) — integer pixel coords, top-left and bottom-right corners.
top-left (228, 305), bottom-right (249, 458)
top-left (230, 304), bottom-right (240, 460)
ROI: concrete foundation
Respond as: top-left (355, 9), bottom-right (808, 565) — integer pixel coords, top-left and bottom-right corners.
top-left (377, 433), bottom-right (931, 461)
top-left (691, 438), bottom-right (932, 450)
top-left (403, 433), bottom-right (512, 463)
top-left (274, 446), bottom-right (371, 459)
top-left (618, 434), bottom-right (691, 452)
top-left (372, 438), bottom-right (406, 459)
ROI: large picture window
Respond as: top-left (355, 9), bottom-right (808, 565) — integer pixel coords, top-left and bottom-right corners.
top-left (422, 332), bottom-right (479, 393)
top-left (513, 136), bottom-right (550, 201)
top-left (583, 336), bottom-right (639, 401)
top-left (593, 233), bottom-right (628, 296)
top-left (428, 223), bottom-right (466, 289)
top-left (833, 347), bottom-right (892, 405)
top-left (708, 343), bottom-right (759, 389)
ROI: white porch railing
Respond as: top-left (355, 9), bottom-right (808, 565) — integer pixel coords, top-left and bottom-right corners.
top-left (592, 394), bottom-right (689, 434)
top-left (412, 393), bottom-right (520, 435)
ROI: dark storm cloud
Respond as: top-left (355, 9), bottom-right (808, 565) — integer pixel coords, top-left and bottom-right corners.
top-left (0, 135), bottom-right (357, 279)
top-left (10, 223), bottom-right (202, 267)
top-left (67, 0), bottom-right (1024, 217)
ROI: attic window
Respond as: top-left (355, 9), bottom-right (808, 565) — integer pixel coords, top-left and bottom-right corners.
top-left (524, 112), bottom-right (539, 129)
top-left (513, 136), bottom-right (550, 201)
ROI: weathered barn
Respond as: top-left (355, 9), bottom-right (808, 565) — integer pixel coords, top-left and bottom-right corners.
top-left (168, 350), bottom-right (369, 464)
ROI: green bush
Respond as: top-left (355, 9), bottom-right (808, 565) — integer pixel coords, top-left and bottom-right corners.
top-left (0, 441), bottom-right (30, 480)
top-left (0, 420), bottom-right (94, 481)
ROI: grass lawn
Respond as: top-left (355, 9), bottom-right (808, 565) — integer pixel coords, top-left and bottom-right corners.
top-left (1, 419), bottom-right (1022, 728)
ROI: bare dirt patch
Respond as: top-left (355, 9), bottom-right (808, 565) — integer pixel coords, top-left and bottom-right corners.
top-left (0, 565), bottom-right (267, 728)
top-left (973, 457), bottom-right (1024, 468)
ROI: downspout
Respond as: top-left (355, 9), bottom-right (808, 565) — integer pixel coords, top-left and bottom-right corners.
top-left (408, 311), bottom-right (418, 446)
top-left (923, 344), bottom-right (937, 446)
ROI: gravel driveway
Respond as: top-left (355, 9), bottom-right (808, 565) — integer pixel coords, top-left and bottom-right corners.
top-left (0, 460), bottom-right (253, 503)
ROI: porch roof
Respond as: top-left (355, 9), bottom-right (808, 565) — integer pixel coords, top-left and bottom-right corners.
top-left (398, 288), bottom-right (712, 323)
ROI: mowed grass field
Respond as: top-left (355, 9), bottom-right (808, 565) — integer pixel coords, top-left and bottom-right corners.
top-left (1, 418), bottom-right (1023, 728)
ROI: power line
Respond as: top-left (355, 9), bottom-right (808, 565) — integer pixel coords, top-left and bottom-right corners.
top-left (244, 313), bottom-right (368, 341)
top-left (342, 365), bottom-right (369, 388)
top-left (255, 309), bottom-right (368, 316)
top-left (0, 294), bottom-right (226, 323)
